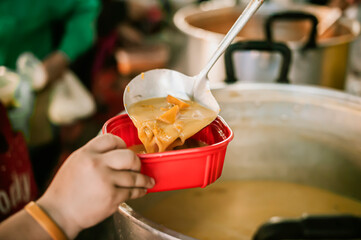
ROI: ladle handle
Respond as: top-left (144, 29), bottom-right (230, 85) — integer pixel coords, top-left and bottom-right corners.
top-left (197, 0), bottom-right (264, 80)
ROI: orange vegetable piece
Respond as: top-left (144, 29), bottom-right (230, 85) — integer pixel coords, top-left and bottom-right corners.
top-left (166, 95), bottom-right (190, 109)
top-left (158, 105), bottom-right (179, 124)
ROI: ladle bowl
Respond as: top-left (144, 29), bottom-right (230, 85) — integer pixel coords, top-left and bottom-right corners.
top-left (123, 69), bottom-right (220, 113)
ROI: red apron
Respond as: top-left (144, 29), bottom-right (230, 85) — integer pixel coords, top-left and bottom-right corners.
top-left (0, 103), bottom-right (38, 222)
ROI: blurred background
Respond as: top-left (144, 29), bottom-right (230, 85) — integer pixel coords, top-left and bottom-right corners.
top-left (1, 0), bottom-right (361, 239)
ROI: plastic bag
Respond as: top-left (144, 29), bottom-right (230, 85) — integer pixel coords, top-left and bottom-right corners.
top-left (16, 52), bottom-right (96, 125)
top-left (48, 71), bottom-right (96, 125)
top-left (0, 67), bottom-right (20, 107)
top-left (0, 67), bottom-right (34, 139)
top-left (16, 52), bottom-right (47, 91)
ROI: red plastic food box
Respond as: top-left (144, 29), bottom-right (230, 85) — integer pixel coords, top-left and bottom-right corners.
top-left (102, 114), bottom-right (233, 193)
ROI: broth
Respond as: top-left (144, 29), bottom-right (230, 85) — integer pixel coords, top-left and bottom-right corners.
top-left (129, 138), bottom-right (208, 154)
top-left (134, 180), bottom-right (361, 240)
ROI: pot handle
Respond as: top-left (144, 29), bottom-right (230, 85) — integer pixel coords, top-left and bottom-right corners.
top-left (265, 11), bottom-right (318, 50)
top-left (252, 214), bottom-right (361, 240)
top-left (224, 40), bottom-right (291, 84)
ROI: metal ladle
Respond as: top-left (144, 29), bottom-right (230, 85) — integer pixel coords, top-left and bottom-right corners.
top-left (124, 0), bottom-right (264, 114)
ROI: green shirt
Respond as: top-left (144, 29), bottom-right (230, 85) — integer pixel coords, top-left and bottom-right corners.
top-left (0, 0), bottom-right (100, 69)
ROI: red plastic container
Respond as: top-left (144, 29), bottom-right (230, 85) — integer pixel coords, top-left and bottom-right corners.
top-left (102, 114), bottom-right (233, 192)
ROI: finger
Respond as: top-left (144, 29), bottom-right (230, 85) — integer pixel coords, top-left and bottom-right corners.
top-left (103, 149), bottom-right (141, 172)
top-left (85, 134), bottom-right (127, 153)
top-left (110, 171), bottom-right (155, 189)
top-left (114, 187), bottom-right (148, 203)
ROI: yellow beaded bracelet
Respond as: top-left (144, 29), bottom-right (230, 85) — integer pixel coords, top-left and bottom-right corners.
top-left (24, 201), bottom-right (68, 240)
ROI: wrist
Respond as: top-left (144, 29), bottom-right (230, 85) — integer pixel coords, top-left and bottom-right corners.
top-left (24, 201), bottom-right (68, 240)
top-left (37, 197), bottom-right (82, 239)
top-left (42, 51), bottom-right (69, 84)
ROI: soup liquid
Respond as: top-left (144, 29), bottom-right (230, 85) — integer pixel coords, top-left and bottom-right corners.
top-left (129, 139), bottom-right (208, 154)
top-left (137, 180), bottom-right (361, 240)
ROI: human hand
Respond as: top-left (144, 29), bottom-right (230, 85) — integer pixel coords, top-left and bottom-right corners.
top-left (16, 51), bottom-right (68, 91)
top-left (36, 134), bottom-right (155, 239)
top-left (42, 51), bottom-right (69, 85)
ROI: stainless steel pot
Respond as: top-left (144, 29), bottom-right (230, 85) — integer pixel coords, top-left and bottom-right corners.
top-left (173, 1), bottom-right (360, 89)
top-left (114, 83), bottom-right (361, 239)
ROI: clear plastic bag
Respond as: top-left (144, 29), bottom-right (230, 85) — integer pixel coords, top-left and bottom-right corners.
top-left (0, 67), bottom-right (20, 106)
top-left (16, 52), bottom-right (96, 125)
top-left (48, 71), bottom-right (96, 125)
top-left (16, 52), bottom-right (47, 91)
top-left (0, 66), bottom-right (34, 139)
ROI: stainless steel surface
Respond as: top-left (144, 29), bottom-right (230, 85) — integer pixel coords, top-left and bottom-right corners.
top-left (173, 2), bottom-right (360, 89)
top-left (114, 203), bottom-right (195, 240)
top-left (114, 83), bottom-right (361, 239)
top-left (196, 0), bottom-right (264, 81)
top-left (123, 0), bottom-right (264, 114)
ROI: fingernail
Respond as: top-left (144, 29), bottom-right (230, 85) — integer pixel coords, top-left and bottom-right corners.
top-left (150, 178), bottom-right (155, 186)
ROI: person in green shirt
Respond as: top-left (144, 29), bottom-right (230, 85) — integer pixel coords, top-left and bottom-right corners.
top-left (0, 0), bottom-right (100, 79)
top-left (0, 0), bottom-right (100, 192)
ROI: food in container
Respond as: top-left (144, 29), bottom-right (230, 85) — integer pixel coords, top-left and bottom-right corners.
top-left (102, 94), bottom-right (233, 193)
top-left (126, 95), bottom-right (217, 153)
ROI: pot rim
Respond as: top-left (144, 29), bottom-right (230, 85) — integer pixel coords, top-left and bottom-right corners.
top-left (211, 82), bottom-right (361, 108)
top-left (173, 2), bottom-right (361, 50)
top-left (117, 203), bottom-right (196, 240)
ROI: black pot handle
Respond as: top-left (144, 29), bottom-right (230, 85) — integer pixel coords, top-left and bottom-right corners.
top-left (253, 215), bottom-right (361, 240)
top-left (224, 40), bottom-right (291, 84)
top-left (265, 11), bottom-right (318, 50)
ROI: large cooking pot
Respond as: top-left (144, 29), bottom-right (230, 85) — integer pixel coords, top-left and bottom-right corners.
top-left (113, 83), bottom-right (361, 239)
top-left (173, 1), bottom-right (360, 89)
